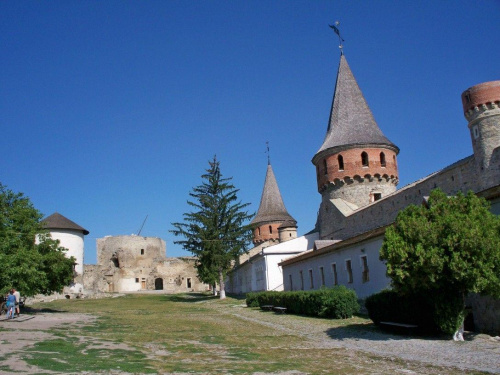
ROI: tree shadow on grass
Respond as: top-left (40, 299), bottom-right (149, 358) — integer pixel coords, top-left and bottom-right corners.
top-left (23, 306), bottom-right (69, 314)
top-left (325, 322), bottom-right (454, 342)
top-left (162, 293), bottom-right (218, 303)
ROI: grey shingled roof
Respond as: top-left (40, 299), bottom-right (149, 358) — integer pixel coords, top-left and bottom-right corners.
top-left (250, 164), bottom-right (296, 226)
top-left (41, 212), bottom-right (89, 235)
top-left (314, 55), bottom-right (398, 159)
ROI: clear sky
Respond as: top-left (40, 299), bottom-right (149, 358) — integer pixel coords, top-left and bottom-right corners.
top-left (1, 1), bottom-right (499, 265)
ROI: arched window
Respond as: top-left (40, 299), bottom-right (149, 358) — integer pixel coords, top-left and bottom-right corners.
top-left (361, 152), bottom-right (369, 167)
top-left (380, 152), bottom-right (386, 167)
top-left (323, 159), bottom-right (328, 175)
top-left (338, 155), bottom-right (344, 171)
top-left (269, 225), bottom-right (273, 234)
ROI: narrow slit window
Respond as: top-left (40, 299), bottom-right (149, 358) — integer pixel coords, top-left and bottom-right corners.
top-left (332, 263), bottom-right (338, 286)
top-left (323, 159), bottom-right (328, 175)
top-left (380, 152), bottom-right (386, 167)
top-left (320, 267), bottom-right (325, 287)
top-left (338, 155), bottom-right (344, 171)
top-left (309, 269), bottom-right (314, 289)
top-left (299, 271), bottom-right (304, 290)
top-left (346, 260), bottom-right (353, 283)
top-left (289, 274), bottom-right (293, 291)
top-left (269, 225), bottom-right (272, 234)
top-left (361, 256), bottom-right (369, 283)
top-left (361, 152), bottom-right (369, 167)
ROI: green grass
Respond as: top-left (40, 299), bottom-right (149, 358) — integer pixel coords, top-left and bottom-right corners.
top-left (19, 293), bottom-right (479, 374)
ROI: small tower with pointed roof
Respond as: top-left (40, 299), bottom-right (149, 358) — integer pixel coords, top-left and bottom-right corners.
top-left (312, 54), bottom-right (399, 209)
top-left (250, 162), bottom-right (297, 245)
top-left (41, 212), bottom-right (89, 281)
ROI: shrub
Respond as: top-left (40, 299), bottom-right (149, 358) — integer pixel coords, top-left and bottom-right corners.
top-left (245, 287), bottom-right (359, 319)
top-left (365, 289), bottom-right (465, 335)
top-left (245, 292), bottom-right (260, 307)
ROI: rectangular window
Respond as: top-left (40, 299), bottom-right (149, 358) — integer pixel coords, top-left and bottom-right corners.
top-left (332, 263), bottom-right (338, 286)
top-left (289, 274), bottom-right (293, 291)
top-left (361, 255), bottom-right (369, 283)
top-left (135, 278), bottom-right (139, 283)
top-left (346, 260), bottom-right (353, 283)
top-left (140, 249), bottom-right (144, 255)
top-left (320, 266), bottom-right (325, 287)
top-left (299, 271), bottom-right (304, 290)
top-left (309, 269), bottom-right (314, 289)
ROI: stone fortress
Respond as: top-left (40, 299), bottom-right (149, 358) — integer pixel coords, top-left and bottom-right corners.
top-left (41, 215), bottom-right (208, 295)
top-left (229, 52), bottom-right (499, 334)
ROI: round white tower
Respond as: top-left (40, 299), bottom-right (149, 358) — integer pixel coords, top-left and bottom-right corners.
top-left (41, 212), bottom-right (89, 292)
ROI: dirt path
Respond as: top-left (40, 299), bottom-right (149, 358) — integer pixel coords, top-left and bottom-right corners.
top-left (211, 302), bottom-right (500, 374)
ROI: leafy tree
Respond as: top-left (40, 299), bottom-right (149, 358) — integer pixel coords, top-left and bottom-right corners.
top-left (170, 156), bottom-right (253, 299)
top-left (0, 183), bottom-right (76, 296)
top-left (380, 189), bottom-right (500, 337)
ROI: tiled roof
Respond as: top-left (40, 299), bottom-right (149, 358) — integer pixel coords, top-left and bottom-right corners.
top-left (41, 212), bottom-right (89, 235)
top-left (315, 55), bottom-right (398, 159)
top-left (250, 164), bottom-right (296, 226)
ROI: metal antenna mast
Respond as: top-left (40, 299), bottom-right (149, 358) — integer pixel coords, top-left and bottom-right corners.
top-left (137, 215), bottom-right (148, 236)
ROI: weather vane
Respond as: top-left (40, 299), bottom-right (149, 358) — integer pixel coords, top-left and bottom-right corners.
top-left (266, 141), bottom-right (271, 165)
top-left (329, 21), bottom-right (344, 55)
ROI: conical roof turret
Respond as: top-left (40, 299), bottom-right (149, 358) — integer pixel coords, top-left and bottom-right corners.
top-left (250, 164), bottom-right (296, 226)
top-left (314, 55), bottom-right (398, 161)
top-left (42, 212), bottom-right (89, 235)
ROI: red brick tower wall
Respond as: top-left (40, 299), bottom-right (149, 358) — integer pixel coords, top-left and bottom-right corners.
top-left (315, 147), bottom-right (398, 191)
top-left (253, 222), bottom-right (282, 244)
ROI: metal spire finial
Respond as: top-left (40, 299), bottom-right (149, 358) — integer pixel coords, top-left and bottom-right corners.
top-left (329, 21), bottom-right (345, 55)
top-left (266, 141), bottom-right (270, 165)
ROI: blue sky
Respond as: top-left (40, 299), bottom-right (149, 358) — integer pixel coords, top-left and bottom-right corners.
top-left (1, 1), bottom-right (499, 264)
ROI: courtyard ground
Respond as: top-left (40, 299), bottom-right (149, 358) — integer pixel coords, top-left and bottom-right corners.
top-left (0, 293), bottom-right (498, 374)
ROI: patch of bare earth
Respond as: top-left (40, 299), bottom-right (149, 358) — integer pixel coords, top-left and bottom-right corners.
top-left (211, 301), bottom-right (500, 374)
top-left (0, 313), bottom-right (140, 374)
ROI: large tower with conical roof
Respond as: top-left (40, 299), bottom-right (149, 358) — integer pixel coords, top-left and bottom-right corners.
top-left (250, 163), bottom-right (297, 245)
top-left (313, 55), bottom-right (399, 239)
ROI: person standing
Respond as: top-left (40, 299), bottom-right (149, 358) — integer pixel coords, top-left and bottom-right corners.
top-left (13, 288), bottom-right (20, 317)
top-left (6, 290), bottom-right (16, 319)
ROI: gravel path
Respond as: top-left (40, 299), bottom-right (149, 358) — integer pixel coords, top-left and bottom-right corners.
top-left (215, 302), bottom-right (500, 374)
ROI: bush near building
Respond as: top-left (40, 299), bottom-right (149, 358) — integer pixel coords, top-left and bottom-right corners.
top-left (246, 286), bottom-right (359, 319)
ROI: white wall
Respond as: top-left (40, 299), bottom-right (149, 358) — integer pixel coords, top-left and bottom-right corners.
top-left (46, 229), bottom-right (85, 275)
top-left (283, 236), bottom-right (391, 298)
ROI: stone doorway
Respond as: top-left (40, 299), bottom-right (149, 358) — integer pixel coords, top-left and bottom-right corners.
top-left (155, 278), bottom-right (163, 290)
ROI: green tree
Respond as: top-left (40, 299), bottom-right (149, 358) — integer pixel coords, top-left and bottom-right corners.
top-left (0, 183), bottom-right (76, 296)
top-left (380, 189), bottom-right (500, 337)
top-left (170, 156), bottom-right (253, 299)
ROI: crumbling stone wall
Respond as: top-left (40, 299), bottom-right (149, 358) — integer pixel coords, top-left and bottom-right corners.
top-left (83, 235), bottom-right (208, 293)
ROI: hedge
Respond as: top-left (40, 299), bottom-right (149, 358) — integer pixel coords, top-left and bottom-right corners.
top-left (365, 289), bottom-right (465, 335)
top-left (246, 286), bottom-right (359, 319)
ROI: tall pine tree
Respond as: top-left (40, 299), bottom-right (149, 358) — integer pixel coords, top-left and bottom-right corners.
top-left (170, 156), bottom-right (253, 299)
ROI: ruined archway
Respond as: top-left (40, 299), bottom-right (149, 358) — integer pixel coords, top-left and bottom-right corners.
top-left (155, 278), bottom-right (163, 290)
